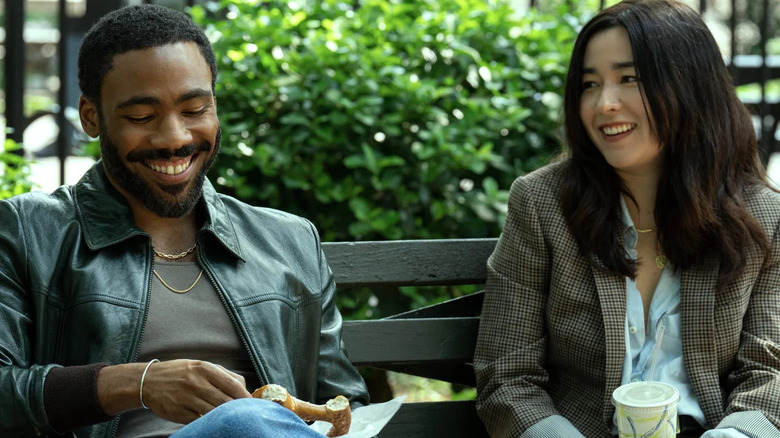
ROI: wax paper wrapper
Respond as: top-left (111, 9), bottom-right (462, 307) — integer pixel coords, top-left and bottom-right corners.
top-left (309, 395), bottom-right (406, 438)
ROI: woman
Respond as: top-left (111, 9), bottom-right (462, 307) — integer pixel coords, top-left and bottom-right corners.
top-left (474, 1), bottom-right (780, 437)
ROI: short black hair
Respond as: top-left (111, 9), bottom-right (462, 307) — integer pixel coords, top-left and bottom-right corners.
top-left (78, 4), bottom-right (217, 106)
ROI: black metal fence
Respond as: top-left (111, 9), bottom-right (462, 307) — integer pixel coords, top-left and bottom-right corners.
top-left (2, 0), bottom-right (778, 184)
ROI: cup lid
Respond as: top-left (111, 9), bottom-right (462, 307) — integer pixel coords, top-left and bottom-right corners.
top-left (612, 382), bottom-right (680, 408)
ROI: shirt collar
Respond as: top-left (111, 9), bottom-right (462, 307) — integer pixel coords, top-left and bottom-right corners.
top-left (619, 196), bottom-right (639, 249)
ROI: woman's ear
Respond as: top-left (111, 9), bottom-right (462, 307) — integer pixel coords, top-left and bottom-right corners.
top-left (78, 95), bottom-right (100, 138)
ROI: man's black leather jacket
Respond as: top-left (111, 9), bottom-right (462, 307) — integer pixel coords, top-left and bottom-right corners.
top-left (0, 162), bottom-right (369, 437)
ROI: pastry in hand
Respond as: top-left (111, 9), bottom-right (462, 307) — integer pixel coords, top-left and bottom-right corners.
top-left (252, 384), bottom-right (352, 437)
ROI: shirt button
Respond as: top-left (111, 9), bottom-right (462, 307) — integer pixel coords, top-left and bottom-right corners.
top-left (629, 326), bottom-right (638, 334)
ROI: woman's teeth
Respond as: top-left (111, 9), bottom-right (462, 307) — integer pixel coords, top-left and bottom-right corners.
top-left (602, 124), bottom-right (635, 136)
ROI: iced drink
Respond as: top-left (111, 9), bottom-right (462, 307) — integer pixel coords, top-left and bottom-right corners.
top-left (612, 381), bottom-right (680, 438)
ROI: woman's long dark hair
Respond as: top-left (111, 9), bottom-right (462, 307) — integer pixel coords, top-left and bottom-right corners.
top-left (560, 0), bottom-right (772, 287)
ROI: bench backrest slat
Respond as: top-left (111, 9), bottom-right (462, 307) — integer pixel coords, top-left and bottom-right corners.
top-left (342, 317), bottom-right (480, 365)
top-left (322, 238), bottom-right (497, 287)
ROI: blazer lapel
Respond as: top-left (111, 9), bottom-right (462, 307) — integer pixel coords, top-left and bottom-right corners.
top-left (592, 264), bottom-right (628, 427)
top-left (680, 257), bottom-right (722, 425)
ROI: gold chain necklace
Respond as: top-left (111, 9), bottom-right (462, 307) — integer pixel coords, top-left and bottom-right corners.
top-left (153, 269), bottom-right (204, 294)
top-left (635, 227), bottom-right (666, 269)
top-left (153, 244), bottom-right (197, 261)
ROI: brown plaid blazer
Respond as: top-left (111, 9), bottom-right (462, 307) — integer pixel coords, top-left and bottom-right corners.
top-left (474, 160), bottom-right (780, 437)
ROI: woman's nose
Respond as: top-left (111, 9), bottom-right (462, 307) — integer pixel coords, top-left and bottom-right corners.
top-left (597, 84), bottom-right (622, 113)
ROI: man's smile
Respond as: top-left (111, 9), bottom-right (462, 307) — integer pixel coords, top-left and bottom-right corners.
top-left (145, 156), bottom-right (195, 176)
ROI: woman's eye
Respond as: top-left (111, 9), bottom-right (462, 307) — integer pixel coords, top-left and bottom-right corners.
top-left (623, 75), bottom-right (640, 83)
top-left (582, 81), bottom-right (598, 90)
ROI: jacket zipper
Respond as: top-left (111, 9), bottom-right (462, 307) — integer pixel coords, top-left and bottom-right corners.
top-left (105, 244), bottom-right (154, 438)
top-left (197, 243), bottom-right (269, 387)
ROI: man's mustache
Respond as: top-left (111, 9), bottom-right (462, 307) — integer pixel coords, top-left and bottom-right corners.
top-left (126, 141), bottom-right (212, 162)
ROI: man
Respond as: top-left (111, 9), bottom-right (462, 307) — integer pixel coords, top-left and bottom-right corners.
top-left (0, 4), bottom-right (369, 437)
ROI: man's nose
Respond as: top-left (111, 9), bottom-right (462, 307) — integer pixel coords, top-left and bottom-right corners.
top-left (152, 115), bottom-right (193, 148)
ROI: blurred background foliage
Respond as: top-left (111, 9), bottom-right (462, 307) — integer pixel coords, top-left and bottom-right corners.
top-left (191, 0), bottom-right (580, 318)
top-left (0, 141), bottom-right (35, 200)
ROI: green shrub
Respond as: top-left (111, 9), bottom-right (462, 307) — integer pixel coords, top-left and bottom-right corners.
top-left (193, 0), bottom-right (578, 243)
top-left (192, 0), bottom-right (581, 318)
top-left (0, 140), bottom-right (35, 200)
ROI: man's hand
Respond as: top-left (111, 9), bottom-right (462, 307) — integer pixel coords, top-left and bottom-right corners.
top-left (97, 359), bottom-right (252, 424)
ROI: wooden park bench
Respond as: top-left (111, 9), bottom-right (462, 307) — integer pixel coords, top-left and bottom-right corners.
top-left (322, 238), bottom-right (498, 437)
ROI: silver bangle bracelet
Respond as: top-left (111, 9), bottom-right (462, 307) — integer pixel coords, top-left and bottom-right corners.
top-left (139, 359), bottom-right (160, 410)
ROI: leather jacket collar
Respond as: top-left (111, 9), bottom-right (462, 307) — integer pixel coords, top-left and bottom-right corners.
top-left (72, 161), bottom-right (243, 260)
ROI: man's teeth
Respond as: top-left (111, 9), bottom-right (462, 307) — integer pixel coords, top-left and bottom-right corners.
top-left (602, 124), bottom-right (634, 136)
top-left (149, 161), bottom-right (191, 175)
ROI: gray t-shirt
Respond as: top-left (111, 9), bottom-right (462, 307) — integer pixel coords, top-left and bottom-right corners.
top-left (114, 261), bottom-right (259, 438)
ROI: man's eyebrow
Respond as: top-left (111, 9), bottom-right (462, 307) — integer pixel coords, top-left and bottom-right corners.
top-left (115, 96), bottom-right (159, 109)
top-left (176, 88), bottom-right (213, 105)
top-left (114, 89), bottom-right (213, 110)
top-left (582, 61), bottom-right (635, 75)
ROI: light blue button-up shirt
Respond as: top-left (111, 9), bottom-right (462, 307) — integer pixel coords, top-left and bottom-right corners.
top-left (612, 198), bottom-right (748, 438)
top-left (616, 197), bottom-right (706, 430)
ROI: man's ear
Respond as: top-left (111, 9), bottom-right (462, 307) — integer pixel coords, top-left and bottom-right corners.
top-left (78, 95), bottom-right (100, 138)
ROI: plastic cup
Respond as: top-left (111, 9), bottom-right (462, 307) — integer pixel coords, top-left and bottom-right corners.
top-left (612, 381), bottom-right (680, 438)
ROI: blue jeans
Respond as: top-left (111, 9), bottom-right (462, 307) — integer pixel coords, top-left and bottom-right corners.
top-left (170, 398), bottom-right (326, 438)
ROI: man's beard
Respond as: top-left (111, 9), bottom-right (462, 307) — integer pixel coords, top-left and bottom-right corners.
top-left (99, 127), bottom-right (221, 218)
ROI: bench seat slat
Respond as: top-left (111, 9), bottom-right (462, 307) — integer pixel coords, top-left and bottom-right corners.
top-left (378, 400), bottom-right (489, 437)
